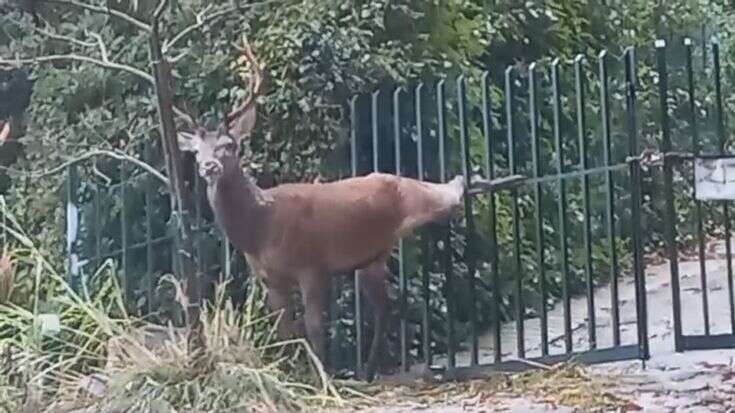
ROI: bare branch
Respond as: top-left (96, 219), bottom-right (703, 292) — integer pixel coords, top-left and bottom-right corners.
top-left (39, 0), bottom-right (151, 32)
top-left (153, 0), bottom-right (168, 20)
top-left (162, 4), bottom-right (223, 54)
top-left (0, 54), bottom-right (155, 83)
top-left (0, 149), bottom-right (169, 186)
top-left (162, 0), bottom-right (283, 54)
top-left (87, 31), bottom-right (109, 62)
top-left (8, 16), bottom-right (97, 48)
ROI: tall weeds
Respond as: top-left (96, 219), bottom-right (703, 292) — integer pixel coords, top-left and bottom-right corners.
top-left (0, 196), bottom-right (362, 412)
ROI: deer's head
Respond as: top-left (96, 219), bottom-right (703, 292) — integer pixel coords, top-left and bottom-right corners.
top-left (177, 37), bottom-right (263, 185)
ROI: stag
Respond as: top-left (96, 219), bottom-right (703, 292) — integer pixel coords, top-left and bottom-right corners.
top-left (177, 37), bottom-right (472, 379)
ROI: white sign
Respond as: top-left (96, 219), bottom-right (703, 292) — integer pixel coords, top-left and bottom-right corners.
top-left (694, 157), bottom-right (735, 200)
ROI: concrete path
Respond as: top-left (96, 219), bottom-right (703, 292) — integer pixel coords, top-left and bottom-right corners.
top-left (371, 238), bottom-right (735, 412)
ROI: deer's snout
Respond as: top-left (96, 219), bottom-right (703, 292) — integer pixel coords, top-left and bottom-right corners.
top-left (200, 160), bottom-right (223, 179)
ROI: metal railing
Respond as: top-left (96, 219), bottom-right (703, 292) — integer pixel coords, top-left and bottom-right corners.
top-left (63, 34), bottom-right (735, 379)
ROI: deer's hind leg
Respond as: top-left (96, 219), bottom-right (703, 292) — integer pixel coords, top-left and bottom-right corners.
top-left (358, 257), bottom-right (390, 381)
top-left (298, 273), bottom-right (329, 367)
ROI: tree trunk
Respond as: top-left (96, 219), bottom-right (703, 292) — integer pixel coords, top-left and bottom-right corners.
top-left (149, 18), bottom-right (199, 326)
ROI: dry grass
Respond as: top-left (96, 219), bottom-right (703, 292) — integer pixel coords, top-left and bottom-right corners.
top-left (501, 363), bottom-right (639, 411)
top-left (0, 247), bottom-right (14, 304)
top-left (349, 363), bottom-right (639, 413)
top-left (0, 196), bottom-right (367, 413)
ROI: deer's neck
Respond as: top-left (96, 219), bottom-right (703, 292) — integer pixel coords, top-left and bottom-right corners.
top-left (208, 169), bottom-right (273, 254)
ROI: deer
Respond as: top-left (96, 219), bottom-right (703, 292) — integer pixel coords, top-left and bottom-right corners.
top-left (176, 37), bottom-right (476, 380)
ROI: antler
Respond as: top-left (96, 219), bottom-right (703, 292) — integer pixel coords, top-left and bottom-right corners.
top-left (226, 35), bottom-right (264, 129)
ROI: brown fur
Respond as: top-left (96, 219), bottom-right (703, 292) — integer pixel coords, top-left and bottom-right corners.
top-left (207, 168), bottom-right (463, 379)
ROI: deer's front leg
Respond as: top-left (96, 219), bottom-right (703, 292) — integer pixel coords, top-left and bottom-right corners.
top-left (266, 285), bottom-right (296, 339)
top-left (299, 274), bottom-right (328, 366)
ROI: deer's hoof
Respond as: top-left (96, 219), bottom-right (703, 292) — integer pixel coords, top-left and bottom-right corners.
top-left (358, 364), bottom-right (378, 382)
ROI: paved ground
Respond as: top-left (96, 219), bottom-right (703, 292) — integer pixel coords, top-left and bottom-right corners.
top-left (369, 238), bottom-right (735, 412)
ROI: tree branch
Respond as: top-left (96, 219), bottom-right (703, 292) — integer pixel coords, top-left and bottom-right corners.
top-left (0, 54), bottom-right (155, 84)
top-left (39, 0), bottom-right (151, 32)
top-left (162, 0), bottom-right (283, 54)
top-left (0, 149), bottom-right (170, 186)
top-left (10, 17), bottom-right (96, 48)
top-left (162, 4), bottom-right (221, 54)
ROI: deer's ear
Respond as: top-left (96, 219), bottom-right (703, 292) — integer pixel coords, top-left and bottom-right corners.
top-left (227, 104), bottom-right (256, 143)
top-left (177, 131), bottom-right (199, 152)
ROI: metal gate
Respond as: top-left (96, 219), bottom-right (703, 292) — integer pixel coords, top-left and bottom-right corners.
top-left (348, 46), bottom-right (649, 379)
top-left (658, 37), bottom-right (735, 353)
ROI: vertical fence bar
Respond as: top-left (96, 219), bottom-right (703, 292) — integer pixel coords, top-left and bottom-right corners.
top-left (482, 71), bottom-right (502, 364)
top-left (625, 47), bottom-right (649, 359)
top-left (599, 50), bottom-right (621, 346)
top-left (713, 41), bottom-right (735, 334)
top-left (552, 59), bottom-right (571, 355)
top-left (457, 75), bottom-right (479, 366)
top-left (144, 141), bottom-right (155, 315)
top-left (657, 39), bottom-right (683, 352)
top-left (506, 67), bottom-right (525, 359)
top-left (66, 163), bottom-right (80, 293)
top-left (416, 83), bottom-right (433, 369)
top-left (120, 160), bottom-right (130, 309)
top-left (529, 63), bottom-right (548, 357)
top-left (685, 38), bottom-right (710, 335)
top-left (372, 90), bottom-right (380, 172)
top-left (93, 161), bottom-right (102, 271)
top-left (437, 78), bottom-right (456, 369)
top-left (574, 55), bottom-right (590, 352)
top-left (394, 86), bottom-right (409, 371)
top-left (350, 96), bottom-right (364, 376)
top-left (220, 228), bottom-right (231, 281)
top-left (701, 24), bottom-right (707, 70)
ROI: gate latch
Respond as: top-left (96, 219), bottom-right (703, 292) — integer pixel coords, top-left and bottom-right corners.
top-left (625, 149), bottom-right (693, 167)
top-left (468, 174), bottom-right (527, 195)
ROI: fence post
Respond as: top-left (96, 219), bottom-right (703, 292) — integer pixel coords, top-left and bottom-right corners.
top-left (457, 75), bottom-right (479, 366)
top-left (481, 71), bottom-right (502, 364)
top-left (625, 46), bottom-right (649, 360)
top-left (505, 67), bottom-right (525, 359)
top-left (65, 162), bottom-right (81, 293)
top-left (349, 95), bottom-right (364, 377)
top-left (657, 39), bottom-right (683, 352)
top-left (436, 78), bottom-right (456, 370)
top-left (529, 62), bottom-right (548, 357)
top-left (575, 54), bottom-right (594, 352)
top-left (415, 83), bottom-right (434, 370)
top-left (393, 86), bottom-right (409, 372)
top-left (599, 50), bottom-right (621, 347)
top-left (685, 37), bottom-right (711, 336)
top-left (551, 58), bottom-right (569, 356)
